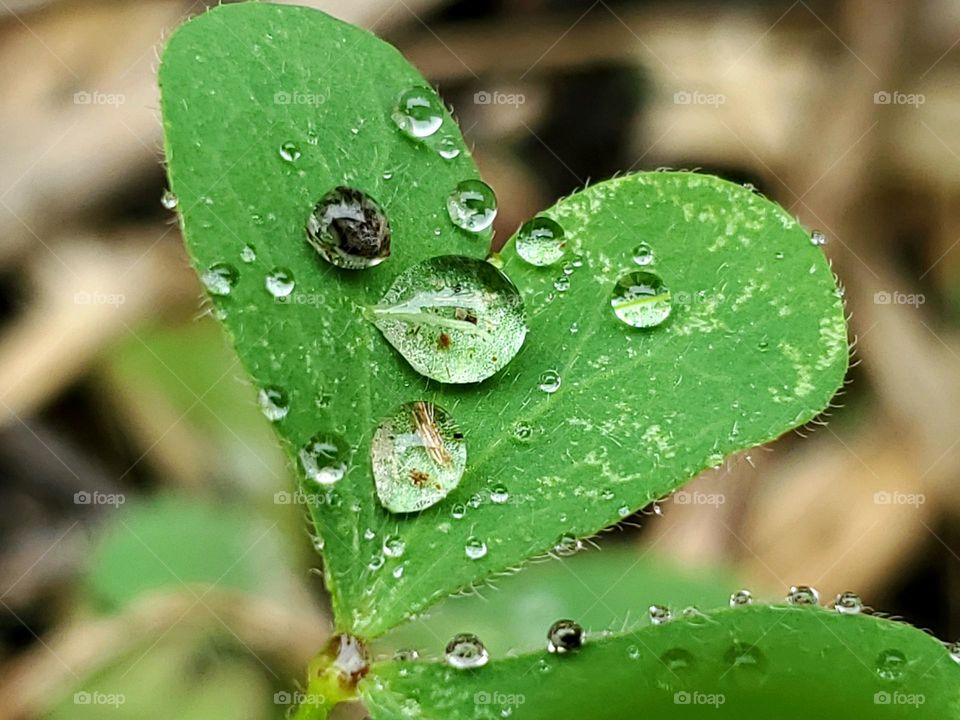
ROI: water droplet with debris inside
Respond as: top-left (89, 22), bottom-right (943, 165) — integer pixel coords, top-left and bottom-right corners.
top-left (367, 255), bottom-right (527, 383)
top-left (547, 620), bottom-right (583, 654)
top-left (257, 386), bottom-right (289, 422)
top-left (201, 262), bottom-right (239, 296)
top-left (730, 589), bottom-right (753, 607)
top-left (306, 187), bottom-right (390, 270)
top-left (392, 86), bottom-right (444, 139)
top-left (515, 217), bottom-right (566, 266)
top-left (299, 432), bottom-right (350, 485)
top-left (610, 270), bottom-right (672, 329)
top-left (371, 401), bottom-right (466, 513)
top-left (445, 633), bottom-right (488, 669)
top-left (447, 180), bottom-right (497, 233)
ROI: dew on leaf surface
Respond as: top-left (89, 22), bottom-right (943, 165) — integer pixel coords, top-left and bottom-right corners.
top-left (160, 189), bottom-right (178, 210)
top-left (240, 244), bottom-right (256, 263)
top-left (306, 186), bottom-right (390, 270)
top-left (538, 370), bottom-right (561, 394)
top-left (610, 270), bottom-right (672, 329)
top-left (546, 619), bottom-right (583, 654)
top-left (875, 649), bottom-right (907, 681)
top-left (278, 141), bottom-right (301, 162)
top-left (200, 262), bottom-right (239, 296)
top-left (257, 385), bottom-right (289, 422)
top-left (833, 591), bottom-right (863, 615)
top-left (515, 216), bottom-right (566, 267)
top-left (444, 633), bottom-right (488, 669)
top-left (298, 432), bottom-right (350, 485)
top-left (447, 179), bottom-right (497, 233)
top-left (392, 86), bottom-right (444, 139)
top-left (786, 585), bottom-right (820, 606)
top-left (729, 589), bottom-right (753, 607)
top-left (649, 605), bottom-right (672, 625)
top-left (632, 242), bottom-right (655, 266)
top-left (265, 267), bottom-right (296, 298)
top-left (464, 536), bottom-right (488, 560)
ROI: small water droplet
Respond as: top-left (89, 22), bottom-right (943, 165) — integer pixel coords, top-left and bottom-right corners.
top-left (648, 605), bottom-right (672, 625)
top-left (201, 262), bottom-right (239, 296)
top-left (306, 186), bottom-right (390, 270)
top-left (810, 230), bottom-right (826, 246)
top-left (515, 217), bottom-right (565, 267)
top-left (489, 484), bottom-right (509, 504)
top-left (729, 589), bottom-right (753, 607)
top-left (240, 244), bottom-right (257, 263)
top-left (465, 536), bottom-right (488, 560)
top-left (447, 180), bottom-right (497, 233)
top-left (626, 645), bottom-right (641, 660)
top-left (774, 251), bottom-right (784, 260)
top-left (569, 322), bottom-right (579, 334)
top-left (513, 421), bottom-right (533, 441)
top-left (382, 171), bottom-right (394, 181)
top-left (372, 401), bottom-right (466, 513)
top-left (546, 620), bottom-right (583, 654)
top-left (617, 505), bottom-right (631, 518)
top-left (538, 370), bottom-right (561, 394)
top-left (946, 641), bottom-right (960, 664)
top-left (383, 535), bottom-right (406, 558)
top-left (786, 585), bottom-right (820, 606)
top-left (299, 432), bottom-right (350, 485)
top-left (445, 633), bottom-right (488, 669)
top-left (393, 649), bottom-right (419, 662)
top-left (160, 189), bottom-right (178, 210)
top-left (553, 533), bottom-right (582, 557)
top-left (265, 267), bottom-right (295, 298)
top-left (553, 275), bottom-right (571, 292)
top-left (368, 256), bottom-right (527, 384)
top-left (451, 503), bottom-right (466, 519)
top-left (834, 591), bottom-right (863, 615)
top-left (660, 648), bottom-right (695, 672)
top-left (436, 135), bottom-right (461, 160)
top-left (393, 86), bottom-right (444, 139)
top-left (875, 649), bottom-right (906, 681)
top-left (610, 270), bottom-right (672, 329)
top-left (279, 141), bottom-right (301, 162)
top-left (725, 642), bottom-right (764, 671)
top-left (632, 242), bottom-right (655, 266)
top-left (257, 386), bottom-right (289, 422)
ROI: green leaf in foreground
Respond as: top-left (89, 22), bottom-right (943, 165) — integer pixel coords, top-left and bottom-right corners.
top-left (364, 607), bottom-right (960, 720)
top-left (160, 2), bottom-right (848, 638)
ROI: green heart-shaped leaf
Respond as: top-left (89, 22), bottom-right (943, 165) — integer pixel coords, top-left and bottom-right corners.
top-left (160, 3), bottom-right (847, 638)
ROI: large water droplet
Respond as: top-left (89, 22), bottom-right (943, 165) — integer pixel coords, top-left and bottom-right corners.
top-left (833, 591), bottom-right (863, 615)
top-left (160, 189), bottom-right (178, 210)
top-left (875, 649), bottom-right (906, 681)
top-left (201, 262), bottom-right (239, 296)
top-left (257, 386), bottom-right (289, 422)
top-left (445, 633), bottom-right (488, 669)
top-left (299, 432), bottom-right (349, 485)
top-left (546, 620), bottom-right (583, 654)
top-left (648, 605), bottom-right (672, 625)
top-left (278, 141), bottom-right (301, 162)
top-left (632, 242), bottom-right (655, 266)
top-left (265, 267), bottom-right (296, 298)
top-left (786, 585), bottom-right (820, 606)
top-left (515, 217), bottom-right (566, 267)
top-left (610, 270), bottom-right (672, 329)
top-left (371, 401), bottom-right (466, 513)
top-left (447, 180), bottom-right (497, 233)
top-left (393, 86), bottom-right (444, 139)
top-left (306, 186), bottom-right (390, 270)
top-left (464, 536), bottom-right (488, 560)
top-left (729, 589), bottom-right (753, 607)
top-left (368, 256), bottom-right (527, 384)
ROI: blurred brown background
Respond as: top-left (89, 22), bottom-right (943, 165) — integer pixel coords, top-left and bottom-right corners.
top-left (1, 0), bottom-right (960, 717)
